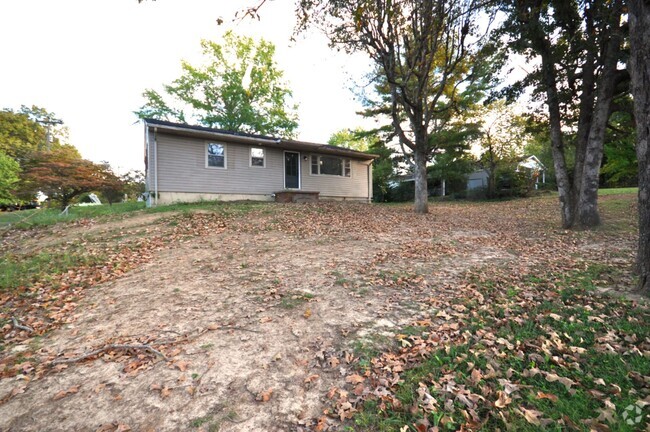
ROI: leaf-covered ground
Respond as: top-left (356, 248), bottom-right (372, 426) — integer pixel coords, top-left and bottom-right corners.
top-left (0, 194), bottom-right (647, 431)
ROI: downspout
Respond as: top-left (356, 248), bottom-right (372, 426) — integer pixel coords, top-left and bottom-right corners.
top-left (367, 162), bottom-right (373, 203)
top-left (145, 123), bottom-right (151, 207)
top-left (154, 127), bottom-right (159, 206)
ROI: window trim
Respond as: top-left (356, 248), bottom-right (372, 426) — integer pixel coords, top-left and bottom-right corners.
top-left (310, 154), bottom-right (351, 177)
top-left (249, 146), bottom-right (266, 168)
top-left (205, 142), bottom-right (227, 169)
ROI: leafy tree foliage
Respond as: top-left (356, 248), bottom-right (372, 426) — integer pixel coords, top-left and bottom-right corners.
top-left (120, 169), bottom-right (146, 200)
top-left (0, 106), bottom-right (78, 168)
top-left (0, 151), bottom-right (21, 205)
top-left (601, 109), bottom-right (637, 187)
top-left (328, 128), bottom-right (372, 152)
top-left (135, 31), bottom-right (298, 137)
top-left (96, 163), bottom-right (126, 205)
top-left (476, 101), bottom-right (528, 198)
top-left (367, 139), bottom-right (396, 202)
top-left (21, 150), bottom-right (109, 209)
top-left (297, 0), bottom-right (494, 213)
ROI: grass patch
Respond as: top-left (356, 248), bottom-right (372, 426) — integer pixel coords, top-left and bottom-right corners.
top-left (351, 265), bottom-right (650, 431)
top-left (598, 187), bottom-right (638, 196)
top-left (0, 250), bottom-right (106, 291)
top-left (279, 291), bottom-right (315, 309)
top-left (0, 200), bottom-right (264, 230)
top-left (0, 201), bottom-right (146, 229)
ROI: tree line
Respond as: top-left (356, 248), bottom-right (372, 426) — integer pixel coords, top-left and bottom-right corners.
top-left (135, 1), bottom-right (649, 294)
top-left (0, 106), bottom-right (144, 209)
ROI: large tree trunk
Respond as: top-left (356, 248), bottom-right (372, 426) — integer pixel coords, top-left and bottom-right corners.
top-left (572, 9), bottom-right (596, 222)
top-left (577, 1), bottom-right (623, 228)
top-left (413, 147), bottom-right (429, 214)
top-left (539, 41), bottom-right (575, 228)
top-left (629, 0), bottom-right (650, 296)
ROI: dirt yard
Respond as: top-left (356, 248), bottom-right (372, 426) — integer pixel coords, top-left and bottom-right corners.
top-left (0, 196), bottom-right (642, 431)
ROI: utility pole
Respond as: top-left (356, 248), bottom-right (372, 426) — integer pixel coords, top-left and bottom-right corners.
top-left (37, 118), bottom-right (63, 151)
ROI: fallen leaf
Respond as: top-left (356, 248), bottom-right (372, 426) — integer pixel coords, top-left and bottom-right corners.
top-left (494, 390), bottom-right (511, 409)
top-left (520, 407), bottom-right (542, 425)
top-left (327, 356), bottom-right (340, 368)
top-left (257, 388), bottom-right (273, 402)
top-left (470, 368), bottom-right (482, 385)
top-left (52, 385), bottom-right (80, 401)
top-left (536, 391), bottom-right (558, 402)
top-left (304, 374), bottom-right (320, 384)
top-left (160, 387), bottom-right (171, 399)
top-left (345, 374), bottom-right (365, 384)
top-left (174, 360), bottom-right (190, 372)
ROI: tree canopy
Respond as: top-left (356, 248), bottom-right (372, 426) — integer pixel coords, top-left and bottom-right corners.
top-left (296, 0), bottom-right (493, 213)
top-left (0, 106), bottom-right (78, 168)
top-left (0, 151), bottom-right (21, 205)
top-left (20, 150), bottom-right (116, 209)
top-left (135, 31), bottom-right (299, 137)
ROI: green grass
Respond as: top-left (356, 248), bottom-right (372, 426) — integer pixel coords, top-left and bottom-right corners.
top-left (0, 200), bottom-right (264, 229)
top-left (0, 201), bottom-right (146, 229)
top-left (598, 187), bottom-right (638, 196)
top-left (279, 291), bottom-right (315, 309)
top-left (352, 265), bottom-right (650, 431)
top-left (1, 250), bottom-right (106, 291)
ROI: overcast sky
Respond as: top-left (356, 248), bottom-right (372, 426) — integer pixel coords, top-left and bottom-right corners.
top-left (0, 0), bottom-right (375, 172)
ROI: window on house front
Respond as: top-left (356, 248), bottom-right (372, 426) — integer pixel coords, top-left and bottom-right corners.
top-left (207, 143), bottom-right (226, 168)
top-left (250, 147), bottom-right (265, 167)
top-left (311, 155), bottom-right (351, 177)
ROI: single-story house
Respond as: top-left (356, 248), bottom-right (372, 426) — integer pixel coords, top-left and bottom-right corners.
top-left (143, 119), bottom-right (377, 205)
top-left (467, 155), bottom-right (546, 190)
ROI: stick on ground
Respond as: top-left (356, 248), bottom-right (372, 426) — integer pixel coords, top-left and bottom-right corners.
top-left (52, 344), bottom-right (168, 365)
top-left (11, 317), bottom-right (34, 333)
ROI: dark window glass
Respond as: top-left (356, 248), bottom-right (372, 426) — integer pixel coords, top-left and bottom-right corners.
top-left (319, 156), bottom-right (343, 176)
top-left (207, 143), bottom-right (225, 168)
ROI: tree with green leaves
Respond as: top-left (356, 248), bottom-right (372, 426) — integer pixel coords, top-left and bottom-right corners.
top-left (0, 151), bottom-right (21, 205)
top-left (328, 128), bottom-right (372, 152)
top-left (498, 0), bottom-right (628, 228)
top-left (120, 169), bottom-right (146, 200)
top-left (135, 31), bottom-right (298, 137)
top-left (328, 128), bottom-right (397, 201)
top-left (0, 106), bottom-right (77, 168)
top-left (95, 162), bottom-right (126, 206)
top-left (297, 0), bottom-right (494, 214)
top-left (476, 101), bottom-right (528, 198)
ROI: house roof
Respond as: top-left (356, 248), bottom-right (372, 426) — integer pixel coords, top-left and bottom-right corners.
top-left (144, 119), bottom-right (378, 161)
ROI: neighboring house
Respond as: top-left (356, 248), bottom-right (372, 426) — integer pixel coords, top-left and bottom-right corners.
top-left (467, 155), bottom-right (546, 190)
top-left (143, 119), bottom-right (377, 205)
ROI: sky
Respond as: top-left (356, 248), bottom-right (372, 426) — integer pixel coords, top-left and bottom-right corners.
top-left (0, 0), bottom-right (375, 173)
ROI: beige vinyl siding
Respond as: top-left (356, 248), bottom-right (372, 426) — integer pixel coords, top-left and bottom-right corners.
top-left (153, 131), bottom-right (372, 200)
top-left (145, 129), bottom-right (156, 193)
top-left (301, 156), bottom-right (370, 199)
top-left (157, 133), bottom-right (284, 195)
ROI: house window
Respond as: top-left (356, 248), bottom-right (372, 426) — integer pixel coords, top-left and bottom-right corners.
top-left (250, 147), bottom-right (265, 167)
top-left (310, 155), bottom-right (351, 177)
top-left (207, 143), bottom-right (226, 168)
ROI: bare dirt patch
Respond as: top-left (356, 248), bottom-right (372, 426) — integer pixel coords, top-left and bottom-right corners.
top-left (0, 199), bottom-right (638, 431)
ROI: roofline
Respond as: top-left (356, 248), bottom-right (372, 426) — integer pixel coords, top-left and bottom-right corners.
top-left (143, 119), bottom-right (378, 160)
